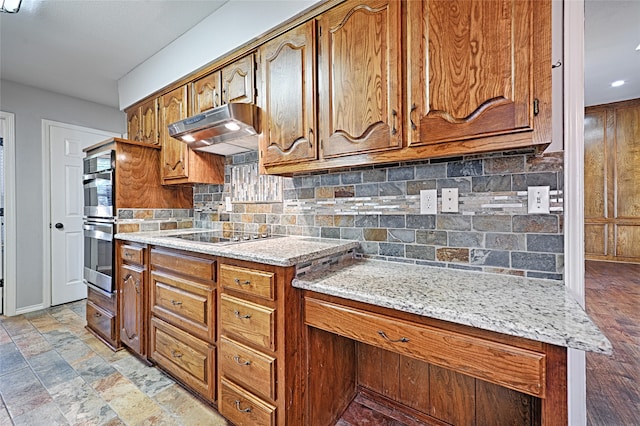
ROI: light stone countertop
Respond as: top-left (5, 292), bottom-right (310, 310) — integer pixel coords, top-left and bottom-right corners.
top-left (293, 258), bottom-right (612, 354)
top-left (115, 229), bottom-right (359, 267)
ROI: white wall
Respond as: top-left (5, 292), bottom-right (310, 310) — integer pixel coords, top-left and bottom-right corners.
top-left (0, 79), bottom-right (125, 311)
top-left (118, 0), bottom-right (320, 110)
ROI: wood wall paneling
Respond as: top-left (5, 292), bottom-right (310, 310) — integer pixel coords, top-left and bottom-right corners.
top-left (584, 98), bottom-right (640, 263)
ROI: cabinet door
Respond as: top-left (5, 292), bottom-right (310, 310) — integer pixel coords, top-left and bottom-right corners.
top-left (139, 97), bottom-right (159, 145)
top-left (160, 85), bottom-right (189, 182)
top-left (260, 21), bottom-right (317, 166)
top-left (318, 0), bottom-right (402, 158)
top-left (222, 54), bottom-right (255, 104)
top-left (192, 71), bottom-right (222, 114)
top-left (407, 0), bottom-right (534, 146)
top-left (127, 107), bottom-right (141, 142)
top-left (120, 264), bottom-right (144, 355)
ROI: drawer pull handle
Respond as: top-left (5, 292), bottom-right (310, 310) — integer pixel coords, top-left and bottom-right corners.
top-left (234, 278), bottom-right (251, 285)
top-left (170, 299), bottom-right (183, 306)
top-left (94, 312), bottom-right (102, 318)
top-left (377, 330), bottom-right (409, 343)
top-left (235, 400), bottom-right (252, 413)
top-left (233, 355), bottom-right (251, 366)
top-left (234, 310), bottom-right (252, 319)
top-left (124, 252), bottom-right (133, 258)
top-left (171, 350), bottom-right (183, 359)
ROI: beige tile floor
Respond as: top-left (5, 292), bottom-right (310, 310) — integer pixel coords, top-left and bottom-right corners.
top-left (0, 300), bottom-right (229, 426)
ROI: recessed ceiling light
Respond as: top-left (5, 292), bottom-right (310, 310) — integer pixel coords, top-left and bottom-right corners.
top-left (611, 80), bottom-right (625, 87)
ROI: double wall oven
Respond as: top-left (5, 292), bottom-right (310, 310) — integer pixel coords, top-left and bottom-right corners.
top-left (83, 149), bottom-right (116, 295)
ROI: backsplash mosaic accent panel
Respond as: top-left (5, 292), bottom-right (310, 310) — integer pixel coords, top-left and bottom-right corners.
top-left (193, 150), bottom-right (565, 280)
top-left (231, 162), bottom-right (283, 202)
top-left (116, 209), bottom-right (194, 233)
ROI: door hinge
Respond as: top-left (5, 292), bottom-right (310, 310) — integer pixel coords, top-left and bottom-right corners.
top-left (533, 98), bottom-right (540, 116)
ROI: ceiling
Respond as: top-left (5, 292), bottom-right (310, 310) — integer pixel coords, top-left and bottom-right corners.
top-left (1, 0), bottom-right (638, 110)
top-left (585, 0), bottom-right (640, 106)
top-left (0, 0), bottom-right (228, 108)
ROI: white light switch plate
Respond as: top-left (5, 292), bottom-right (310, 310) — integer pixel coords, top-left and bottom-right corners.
top-left (225, 196), bottom-right (233, 212)
top-left (420, 189), bottom-right (437, 214)
top-left (441, 188), bottom-right (459, 212)
top-left (527, 186), bottom-right (550, 214)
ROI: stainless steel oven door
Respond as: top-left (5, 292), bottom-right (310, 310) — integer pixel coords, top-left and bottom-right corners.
top-left (83, 220), bottom-right (114, 294)
top-left (83, 171), bottom-right (114, 218)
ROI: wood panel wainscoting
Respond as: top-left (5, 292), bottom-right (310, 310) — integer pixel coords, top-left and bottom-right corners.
top-left (584, 98), bottom-right (640, 263)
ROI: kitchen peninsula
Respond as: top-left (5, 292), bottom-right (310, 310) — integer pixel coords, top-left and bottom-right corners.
top-left (113, 229), bottom-right (610, 426)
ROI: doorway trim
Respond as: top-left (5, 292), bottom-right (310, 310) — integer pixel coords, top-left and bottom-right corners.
top-left (1, 111), bottom-right (17, 316)
top-left (41, 120), bottom-right (119, 308)
top-left (564, 0), bottom-right (586, 424)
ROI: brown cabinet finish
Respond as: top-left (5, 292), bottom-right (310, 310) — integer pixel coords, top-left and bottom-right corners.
top-left (222, 54), bottom-right (256, 104)
top-left (126, 98), bottom-right (159, 144)
top-left (407, 0), bottom-right (535, 146)
top-left (159, 86), bottom-right (226, 185)
top-left (584, 98), bottom-right (640, 263)
top-left (217, 259), bottom-right (303, 426)
top-left (86, 284), bottom-right (120, 350)
top-left (148, 247), bottom-right (218, 402)
top-left (192, 71), bottom-right (222, 114)
top-left (260, 21), bottom-right (318, 166)
top-left (150, 317), bottom-right (216, 401)
top-left (304, 292), bottom-right (567, 426)
top-left (119, 263), bottom-right (145, 356)
top-left (318, 0), bottom-right (402, 158)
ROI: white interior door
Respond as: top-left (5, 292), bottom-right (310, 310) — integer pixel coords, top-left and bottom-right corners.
top-left (49, 124), bottom-right (118, 305)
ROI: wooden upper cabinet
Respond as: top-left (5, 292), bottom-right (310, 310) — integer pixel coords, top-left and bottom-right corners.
top-left (126, 98), bottom-right (159, 144)
top-left (318, 0), bottom-right (402, 158)
top-left (260, 21), bottom-right (318, 166)
top-left (160, 85), bottom-right (190, 182)
top-left (192, 71), bottom-right (222, 114)
top-left (222, 54), bottom-right (255, 104)
top-left (407, 0), bottom-right (538, 146)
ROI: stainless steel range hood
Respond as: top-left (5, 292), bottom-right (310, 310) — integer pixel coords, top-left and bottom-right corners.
top-left (168, 103), bottom-right (261, 156)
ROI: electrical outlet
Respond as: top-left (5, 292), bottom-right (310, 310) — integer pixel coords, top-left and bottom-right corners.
top-left (225, 196), bottom-right (233, 212)
top-left (420, 189), bottom-right (437, 214)
top-left (441, 188), bottom-right (459, 212)
top-left (527, 186), bottom-right (550, 214)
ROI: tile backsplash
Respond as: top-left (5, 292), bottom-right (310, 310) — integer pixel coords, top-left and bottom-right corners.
top-left (194, 150), bottom-right (564, 280)
top-left (116, 209), bottom-right (194, 233)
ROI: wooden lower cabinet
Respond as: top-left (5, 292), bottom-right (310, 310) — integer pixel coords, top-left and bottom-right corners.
top-left (118, 242), bottom-right (147, 357)
top-left (86, 286), bottom-right (120, 350)
top-left (150, 317), bottom-right (216, 400)
top-left (217, 259), bottom-right (303, 426)
top-left (304, 292), bottom-right (567, 426)
top-left (149, 247), bottom-right (217, 402)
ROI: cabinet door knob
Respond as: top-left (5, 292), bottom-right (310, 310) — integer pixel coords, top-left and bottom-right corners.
top-left (234, 278), bottom-right (251, 286)
top-left (377, 330), bottom-right (409, 343)
top-left (233, 355), bottom-right (251, 366)
top-left (235, 400), bottom-right (252, 413)
top-left (233, 310), bottom-right (251, 319)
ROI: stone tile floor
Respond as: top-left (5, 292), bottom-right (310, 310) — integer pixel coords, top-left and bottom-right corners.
top-left (0, 300), bottom-right (229, 425)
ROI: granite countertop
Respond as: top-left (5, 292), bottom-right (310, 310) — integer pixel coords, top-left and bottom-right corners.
top-left (115, 229), bottom-right (359, 267)
top-left (293, 258), bottom-right (612, 354)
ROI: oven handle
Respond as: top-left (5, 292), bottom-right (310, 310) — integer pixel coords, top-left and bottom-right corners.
top-left (83, 223), bottom-right (113, 241)
top-left (83, 171), bottom-right (113, 183)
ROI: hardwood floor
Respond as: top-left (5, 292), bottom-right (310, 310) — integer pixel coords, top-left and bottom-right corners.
top-left (585, 260), bottom-right (640, 426)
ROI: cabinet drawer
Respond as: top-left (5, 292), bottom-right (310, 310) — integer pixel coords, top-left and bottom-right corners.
top-left (219, 336), bottom-right (276, 400)
top-left (219, 378), bottom-right (276, 426)
top-left (86, 300), bottom-right (116, 342)
top-left (150, 248), bottom-right (216, 282)
top-left (305, 297), bottom-right (546, 397)
top-left (220, 264), bottom-right (274, 301)
top-left (150, 271), bottom-right (215, 342)
top-left (149, 317), bottom-right (215, 401)
top-left (121, 244), bottom-right (144, 265)
top-left (87, 286), bottom-right (116, 312)
top-left (220, 294), bottom-right (275, 351)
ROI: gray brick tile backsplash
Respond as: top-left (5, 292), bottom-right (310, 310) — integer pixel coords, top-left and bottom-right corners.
top-left (192, 151), bottom-right (564, 280)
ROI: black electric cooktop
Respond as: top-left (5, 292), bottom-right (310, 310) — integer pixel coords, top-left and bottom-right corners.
top-left (169, 231), bottom-right (279, 245)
